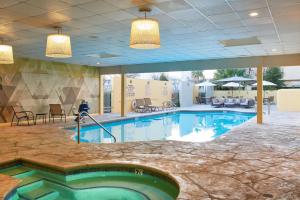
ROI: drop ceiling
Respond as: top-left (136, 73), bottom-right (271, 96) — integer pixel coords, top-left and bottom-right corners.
top-left (0, 0), bottom-right (300, 67)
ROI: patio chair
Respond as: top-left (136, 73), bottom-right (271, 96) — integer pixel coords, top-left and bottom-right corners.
top-left (144, 98), bottom-right (162, 111)
top-left (162, 101), bottom-right (176, 110)
top-left (224, 98), bottom-right (235, 107)
top-left (234, 98), bottom-right (241, 106)
top-left (133, 99), bottom-right (149, 113)
top-left (49, 104), bottom-right (66, 123)
top-left (268, 96), bottom-right (275, 104)
top-left (11, 105), bottom-right (35, 126)
top-left (240, 98), bottom-right (255, 108)
top-left (211, 98), bottom-right (224, 108)
top-left (239, 99), bottom-right (249, 108)
top-left (248, 99), bottom-right (255, 108)
top-left (195, 96), bottom-right (201, 104)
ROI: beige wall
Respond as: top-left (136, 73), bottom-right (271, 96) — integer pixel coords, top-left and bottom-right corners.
top-left (111, 77), bottom-right (172, 113)
top-left (0, 58), bottom-right (100, 123)
top-left (277, 89), bottom-right (300, 112)
top-left (213, 90), bottom-right (277, 102)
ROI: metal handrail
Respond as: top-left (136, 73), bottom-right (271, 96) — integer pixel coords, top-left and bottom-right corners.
top-left (77, 111), bottom-right (116, 144)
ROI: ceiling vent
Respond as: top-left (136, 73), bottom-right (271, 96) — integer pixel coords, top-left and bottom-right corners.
top-left (220, 36), bottom-right (261, 47)
top-left (85, 53), bottom-right (120, 59)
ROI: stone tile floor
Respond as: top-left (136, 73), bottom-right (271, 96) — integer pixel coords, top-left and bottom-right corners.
top-left (0, 106), bottom-right (299, 200)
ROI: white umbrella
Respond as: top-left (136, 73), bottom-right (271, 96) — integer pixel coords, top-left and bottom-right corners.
top-left (216, 75), bottom-right (254, 82)
top-left (222, 82), bottom-right (241, 88)
top-left (252, 80), bottom-right (277, 97)
top-left (252, 80), bottom-right (277, 86)
top-left (195, 81), bottom-right (216, 103)
top-left (222, 82), bottom-right (243, 96)
top-left (195, 81), bottom-right (216, 87)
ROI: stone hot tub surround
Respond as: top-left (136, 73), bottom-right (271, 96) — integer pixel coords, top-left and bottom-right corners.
top-left (0, 111), bottom-right (300, 199)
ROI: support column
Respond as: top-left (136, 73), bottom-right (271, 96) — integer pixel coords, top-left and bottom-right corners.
top-left (257, 65), bottom-right (263, 124)
top-left (99, 74), bottom-right (104, 115)
top-left (120, 73), bottom-right (126, 117)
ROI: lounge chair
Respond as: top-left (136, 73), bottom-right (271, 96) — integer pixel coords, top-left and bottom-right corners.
top-left (49, 104), bottom-right (66, 123)
top-left (11, 105), bottom-right (35, 126)
top-left (144, 98), bottom-right (162, 111)
top-left (162, 101), bottom-right (176, 110)
top-left (134, 99), bottom-right (150, 113)
top-left (240, 98), bottom-right (255, 108)
top-left (224, 98), bottom-right (236, 107)
top-left (211, 98), bottom-right (224, 108)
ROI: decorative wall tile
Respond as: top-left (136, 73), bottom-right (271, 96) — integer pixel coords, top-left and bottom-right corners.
top-left (0, 58), bottom-right (100, 123)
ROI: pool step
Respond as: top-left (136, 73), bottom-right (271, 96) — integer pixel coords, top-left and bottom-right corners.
top-left (0, 166), bottom-right (32, 176)
top-left (19, 186), bottom-right (59, 200)
top-left (19, 176), bottom-right (43, 187)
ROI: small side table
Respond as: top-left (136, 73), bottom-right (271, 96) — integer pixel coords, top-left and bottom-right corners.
top-left (35, 113), bottom-right (47, 125)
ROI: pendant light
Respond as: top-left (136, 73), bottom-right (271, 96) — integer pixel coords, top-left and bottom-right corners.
top-left (0, 39), bottom-right (14, 64)
top-left (130, 8), bottom-right (160, 49)
top-left (46, 27), bottom-right (72, 58)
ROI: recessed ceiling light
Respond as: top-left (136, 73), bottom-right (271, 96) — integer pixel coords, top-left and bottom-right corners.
top-left (271, 48), bottom-right (277, 52)
top-left (249, 12), bottom-right (259, 17)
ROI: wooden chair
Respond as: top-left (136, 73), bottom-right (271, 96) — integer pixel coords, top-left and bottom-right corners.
top-left (49, 104), bottom-right (66, 123)
top-left (11, 105), bottom-right (34, 126)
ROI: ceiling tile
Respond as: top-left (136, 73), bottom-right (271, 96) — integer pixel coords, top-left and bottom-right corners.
top-left (56, 6), bottom-right (95, 19)
top-left (101, 10), bottom-right (135, 21)
top-left (0, 0), bottom-right (21, 9)
top-left (26, 0), bottom-right (71, 12)
top-left (227, 0), bottom-right (267, 11)
top-left (60, 0), bottom-right (95, 6)
top-left (103, 0), bottom-right (148, 9)
top-left (156, 0), bottom-right (191, 13)
top-left (77, 0), bottom-right (119, 14)
top-left (19, 12), bottom-right (72, 28)
top-left (0, 3), bottom-right (46, 20)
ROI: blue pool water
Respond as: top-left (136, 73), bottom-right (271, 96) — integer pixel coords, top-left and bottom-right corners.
top-left (72, 111), bottom-right (255, 143)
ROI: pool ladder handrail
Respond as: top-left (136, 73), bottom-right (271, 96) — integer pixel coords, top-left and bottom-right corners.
top-left (77, 111), bottom-right (116, 144)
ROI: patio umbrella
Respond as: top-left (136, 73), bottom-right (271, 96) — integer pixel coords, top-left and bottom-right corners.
top-left (195, 81), bottom-right (216, 103)
top-left (252, 80), bottom-right (277, 97)
top-left (216, 75), bottom-right (254, 82)
top-left (222, 82), bottom-right (242, 96)
top-left (195, 81), bottom-right (216, 87)
top-left (251, 80), bottom-right (277, 87)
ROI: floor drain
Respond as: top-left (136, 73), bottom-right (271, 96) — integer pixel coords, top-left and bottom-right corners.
top-left (263, 193), bottom-right (273, 198)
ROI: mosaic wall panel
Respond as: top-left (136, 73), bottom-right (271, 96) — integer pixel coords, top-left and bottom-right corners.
top-left (0, 58), bottom-right (100, 123)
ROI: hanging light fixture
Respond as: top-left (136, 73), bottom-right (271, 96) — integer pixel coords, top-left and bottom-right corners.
top-left (46, 27), bottom-right (72, 58)
top-left (0, 39), bottom-right (14, 64)
top-left (130, 8), bottom-right (160, 49)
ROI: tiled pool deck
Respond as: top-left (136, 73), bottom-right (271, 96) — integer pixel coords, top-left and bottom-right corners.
top-left (0, 106), bottom-right (299, 199)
